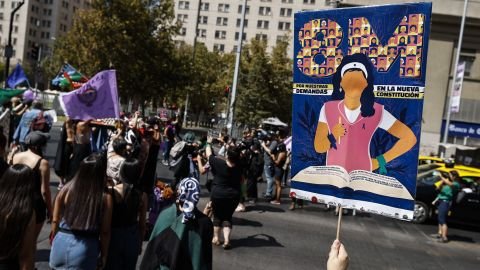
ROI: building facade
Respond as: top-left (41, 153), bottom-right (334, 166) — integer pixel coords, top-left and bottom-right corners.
top-left (0, 0), bottom-right (91, 65)
top-left (174, 0), bottom-right (480, 152)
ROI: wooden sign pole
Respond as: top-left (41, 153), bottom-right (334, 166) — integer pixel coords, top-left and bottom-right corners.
top-left (336, 204), bottom-right (343, 240)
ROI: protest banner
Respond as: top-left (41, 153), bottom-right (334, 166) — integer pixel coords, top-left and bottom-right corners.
top-left (450, 61), bottom-right (465, 113)
top-left (291, 3), bottom-right (432, 221)
top-left (59, 70), bottom-right (120, 121)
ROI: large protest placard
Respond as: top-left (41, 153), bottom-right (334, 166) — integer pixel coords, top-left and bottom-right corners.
top-left (291, 3), bottom-right (432, 220)
top-left (60, 70), bottom-right (120, 121)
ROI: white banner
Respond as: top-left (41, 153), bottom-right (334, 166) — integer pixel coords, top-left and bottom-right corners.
top-left (451, 61), bottom-right (466, 113)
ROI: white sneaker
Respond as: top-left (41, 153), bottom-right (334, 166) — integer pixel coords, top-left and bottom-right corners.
top-left (235, 204), bottom-right (246, 212)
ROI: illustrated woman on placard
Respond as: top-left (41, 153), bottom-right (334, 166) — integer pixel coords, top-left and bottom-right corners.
top-left (313, 53), bottom-right (417, 174)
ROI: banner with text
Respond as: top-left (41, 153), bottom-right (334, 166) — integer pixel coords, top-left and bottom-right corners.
top-left (291, 3), bottom-right (432, 220)
top-left (450, 61), bottom-right (465, 113)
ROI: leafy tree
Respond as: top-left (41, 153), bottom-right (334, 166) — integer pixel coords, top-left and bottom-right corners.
top-left (234, 37), bottom-right (293, 127)
top-left (43, 0), bottom-right (179, 104)
top-left (270, 37), bottom-right (293, 124)
top-left (174, 43), bottom-right (234, 125)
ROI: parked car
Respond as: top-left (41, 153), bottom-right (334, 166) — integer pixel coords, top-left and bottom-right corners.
top-left (413, 167), bottom-right (480, 226)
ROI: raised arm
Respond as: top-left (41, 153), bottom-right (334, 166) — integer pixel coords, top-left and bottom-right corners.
top-left (205, 136), bottom-right (213, 158)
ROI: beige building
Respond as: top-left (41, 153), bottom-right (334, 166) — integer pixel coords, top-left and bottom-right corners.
top-left (174, 0), bottom-right (480, 153)
top-left (0, 0), bottom-right (91, 65)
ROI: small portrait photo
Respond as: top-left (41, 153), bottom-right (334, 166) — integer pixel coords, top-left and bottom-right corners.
top-left (297, 59), bottom-right (303, 67)
top-left (299, 30), bottom-right (304, 40)
top-left (354, 18), bottom-right (361, 26)
top-left (408, 35), bottom-right (417, 45)
top-left (416, 47), bottom-right (422, 56)
top-left (335, 57), bottom-right (342, 66)
top-left (335, 48), bottom-right (343, 56)
top-left (319, 67), bottom-right (326, 75)
top-left (353, 27), bottom-right (361, 37)
top-left (304, 30), bottom-right (311, 39)
top-left (369, 47), bottom-right (378, 56)
top-left (378, 57), bottom-right (387, 69)
top-left (400, 67), bottom-right (405, 75)
top-left (370, 57), bottom-right (377, 66)
top-left (387, 47), bottom-right (397, 57)
top-left (297, 49), bottom-right (303, 58)
top-left (303, 67), bottom-right (311, 74)
top-left (362, 27), bottom-right (370, 37)
top-left (327, 48), bottom-right (335, 57)
top-left (407, 46), bottom-right (416, 56)
top-left (328, 28), bottom-right (336, 37)
top-left (399, 25), bottom-right (407, 34)
top-left (370, 37), bottom-right (378, 46)
top-left (406, 56), bottom-right (416, 67)
top-left (321, 20), bottom-right (327, 27)
top-left (409, 25), bottom-right (418, 34)
top-left (378, 48), bottom-right (387, 56)
top-left (361, 37), bottom-right (369, 46)
top-left (327, 38), bottom-right (336, 47)
top-left (406, 67), bottom-right (414, 76)
top-left (398, 46), bottom-right (407, 57)
top-left (409, 14), bottom-right (418, 23)
top-left (388, 36), bottom-right (397, 46)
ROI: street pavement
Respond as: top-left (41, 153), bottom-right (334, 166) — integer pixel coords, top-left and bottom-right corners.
top-left (34, 124), bottom-right (480, 270)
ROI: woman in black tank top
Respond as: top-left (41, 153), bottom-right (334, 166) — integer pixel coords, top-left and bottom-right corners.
top-left (12, 131), bottom-right (52, 242)
top-left (105, 158), bottom-right (148, 270)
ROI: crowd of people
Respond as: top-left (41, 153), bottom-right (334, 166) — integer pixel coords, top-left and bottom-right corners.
top-left (0, 93), bottom-right (351, 270)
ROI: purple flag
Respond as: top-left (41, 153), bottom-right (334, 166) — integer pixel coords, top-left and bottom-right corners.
top-left (59, 70), bottom-right (120, 121)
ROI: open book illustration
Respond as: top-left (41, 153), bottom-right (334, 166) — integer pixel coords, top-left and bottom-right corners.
top-left (291, 166), bottom-right (413, 201)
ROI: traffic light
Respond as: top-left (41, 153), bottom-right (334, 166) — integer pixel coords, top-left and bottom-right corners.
top-left (31, 45), bottom-right (39, 60)
top-left (224, 85), bottom-right (230, 98)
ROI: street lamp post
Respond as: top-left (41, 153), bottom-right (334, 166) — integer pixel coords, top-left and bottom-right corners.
top-left (227, 0), bottom-right (247, 136)
top-left (3, 0), bottom-right (25, 87)
top-left (183, 0), bottom-right (202, 127)
top-left (442, 0), bottom-right (469, 143)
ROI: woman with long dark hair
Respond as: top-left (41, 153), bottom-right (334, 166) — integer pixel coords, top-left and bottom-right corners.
top-left (205, 138), bottom-right (242, 249)
top-left (105, 158), bottom-right (148, 270)
top-left (314, 53), bottom-right (417, 174)
top-left (12, 131), bottom-right (53, 241)
top-left (0, 165), bottom-right (37, 270)
top-left (49, 153), bottom-right (113, 269)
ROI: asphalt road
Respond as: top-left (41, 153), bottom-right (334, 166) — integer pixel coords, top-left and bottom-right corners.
top-left (34, 124), bottom-right (480, 270)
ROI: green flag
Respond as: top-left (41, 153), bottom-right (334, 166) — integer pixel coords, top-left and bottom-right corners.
top-left (0, 89), bottom-right (26, 105)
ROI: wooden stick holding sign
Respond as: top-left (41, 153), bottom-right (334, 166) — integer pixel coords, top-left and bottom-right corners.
top-left (336, 204), bottom-right (343, 240)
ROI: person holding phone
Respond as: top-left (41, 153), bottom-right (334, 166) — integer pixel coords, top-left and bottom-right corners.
top-left (431, 170), bottom-right (461, 243)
